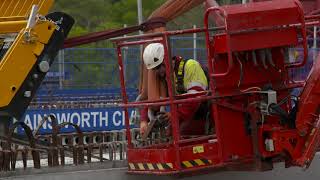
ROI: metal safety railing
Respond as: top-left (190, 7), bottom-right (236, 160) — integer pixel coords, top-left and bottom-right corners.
top-left (0, 116), bottom-right (140, 171)
top-left (41, 38), bottom-right (210, 90)
top-left (30, 45), bottom-right (319, 109)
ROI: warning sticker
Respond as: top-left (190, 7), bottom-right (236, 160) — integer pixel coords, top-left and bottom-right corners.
top-left (193, 145), bottom-right (204, 154)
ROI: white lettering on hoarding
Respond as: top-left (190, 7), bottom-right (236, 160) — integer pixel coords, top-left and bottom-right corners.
top-left (113, 111), bottom-right (122, 127)
top-left (57, 113), bottom-right (70, 124)
top-left (100, 112), bottom-right (108, 127)
top-left (82, 112), bottom-right (91, 128)
top-left (70, 113), bottom-right (81, 126)
top-left (91, 112), bottom-right (99, 127)
top-left (25, 115), bottom-right (33, 130)
top-left (21, 109), bottom-right (134, 133)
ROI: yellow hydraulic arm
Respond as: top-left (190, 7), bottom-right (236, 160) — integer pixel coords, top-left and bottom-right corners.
top-left (0, 0), bottom-right (74, 119)
top-left (0, 0), bottom-right (54, 33)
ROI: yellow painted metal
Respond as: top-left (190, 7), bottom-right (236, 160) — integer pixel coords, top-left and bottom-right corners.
top-left (0, 18), bottom-right (56, 36)
top-left (0, 0), bottom-right (54, 19)
top-left (137, 163), bottom-right (145, 170)
top-left (181, 159), bottom-right (212, 169)
top-left (128, 162), bottom-right (174, 171)
top-left (0, 20), bottom-right (27, 34)
top-left (146, 163), bottom-right (155, 170)
top-left (0, 0), bottom-right (54, 33)
top-left (128, 163), bottom-right (135, 170)
top-left (33, 41), bottom-right (45, 56)
top-left (0, 16), bottom-right (27, 22)
top-left (166, 163), bottom-right (173, 169)
top-left (33, 21), bottom-right (56, 44)
top-left (0, 20), bottom-right (56, 107)
top-left (194, 159), bottom-right (205, 166)
top-left (181, 161), bottom-right (193, 168)
top-left (156, 163), bottom-right (164, 170)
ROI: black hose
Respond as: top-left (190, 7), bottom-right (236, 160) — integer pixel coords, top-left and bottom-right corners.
top-left (269, 103), bottom-right (289, 125)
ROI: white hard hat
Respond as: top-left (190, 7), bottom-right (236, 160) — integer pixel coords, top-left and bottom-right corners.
top-left (143, 43), bottom-right (164, 70)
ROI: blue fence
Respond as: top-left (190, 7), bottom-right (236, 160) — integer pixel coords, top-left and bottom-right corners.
top-left (41, 37), bottom-right (209, 89)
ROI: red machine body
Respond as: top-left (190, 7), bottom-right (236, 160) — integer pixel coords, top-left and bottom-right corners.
top-left (112, 0), bottom-right (320, 175)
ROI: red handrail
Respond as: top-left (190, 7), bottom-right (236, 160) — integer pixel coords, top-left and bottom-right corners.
top-left (116, 46), bottom-right (132, 148)
top-left (204, 7), bottom-right (234, 78)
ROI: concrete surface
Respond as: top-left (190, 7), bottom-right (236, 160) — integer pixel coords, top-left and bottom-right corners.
top-left (1, 155), bottom-right (320, 180)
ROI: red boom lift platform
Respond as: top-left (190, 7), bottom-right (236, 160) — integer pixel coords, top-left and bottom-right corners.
top-left (111, 0), bottom-right (320, 176)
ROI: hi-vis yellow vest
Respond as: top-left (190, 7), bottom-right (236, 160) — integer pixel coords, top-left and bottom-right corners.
top-left (175, 59), bottom-right (208, 94)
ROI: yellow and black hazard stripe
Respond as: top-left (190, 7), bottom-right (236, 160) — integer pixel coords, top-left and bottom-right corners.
top-left (128, 162), bottom-right (173, 171)
top-left (181, 159), bottom-right (212, 168)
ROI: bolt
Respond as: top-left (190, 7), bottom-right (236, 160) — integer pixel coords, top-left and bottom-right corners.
top-left (33, 74), bottom-right (39, 79)
top-left (299, 129), bottom-right (308, 137)
top-left (38, 61), bottom-right (50, 73)
top-left (302, 160), bottom-right (310, 171)
top-left (24, 91), bottom-right (31, 98)
top-left (11, 86), bottom-right (16, 91)
top-left (28, 81), bottom-right (34, 88)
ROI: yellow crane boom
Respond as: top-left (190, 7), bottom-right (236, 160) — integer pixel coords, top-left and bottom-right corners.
top-left (0, 0), bottom-right (74, 119)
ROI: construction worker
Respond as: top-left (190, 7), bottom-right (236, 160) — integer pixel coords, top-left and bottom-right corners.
top-left (140, 43), bottom-right (208, 136)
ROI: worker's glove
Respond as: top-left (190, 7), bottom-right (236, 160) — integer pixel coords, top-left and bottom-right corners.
top-left (157, 112), bottom-right (171, 123)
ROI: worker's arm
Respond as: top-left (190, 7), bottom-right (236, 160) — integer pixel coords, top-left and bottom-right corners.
top-left (140, 107), bottom-right (148, 135)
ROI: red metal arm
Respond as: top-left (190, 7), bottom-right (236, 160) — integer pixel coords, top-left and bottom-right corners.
top-left (294, 48), bottom-right (320, 167)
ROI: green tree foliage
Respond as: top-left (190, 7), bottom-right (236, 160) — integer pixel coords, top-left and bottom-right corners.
top-left (52, 0), bottom-right (243, 89)
top-left (54, 0), bottom-right (165, 37)
top-left (54, 0), bottom-right (242, 37)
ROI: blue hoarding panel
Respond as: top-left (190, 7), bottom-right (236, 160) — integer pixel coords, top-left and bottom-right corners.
top-left (18, 107), bottom-right (136, 134)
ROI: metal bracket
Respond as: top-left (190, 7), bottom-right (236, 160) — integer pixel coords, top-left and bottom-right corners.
top-left (24, 5), bottom-right (39, 43)
top-left (259, 90), bottom-right (277, 115)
